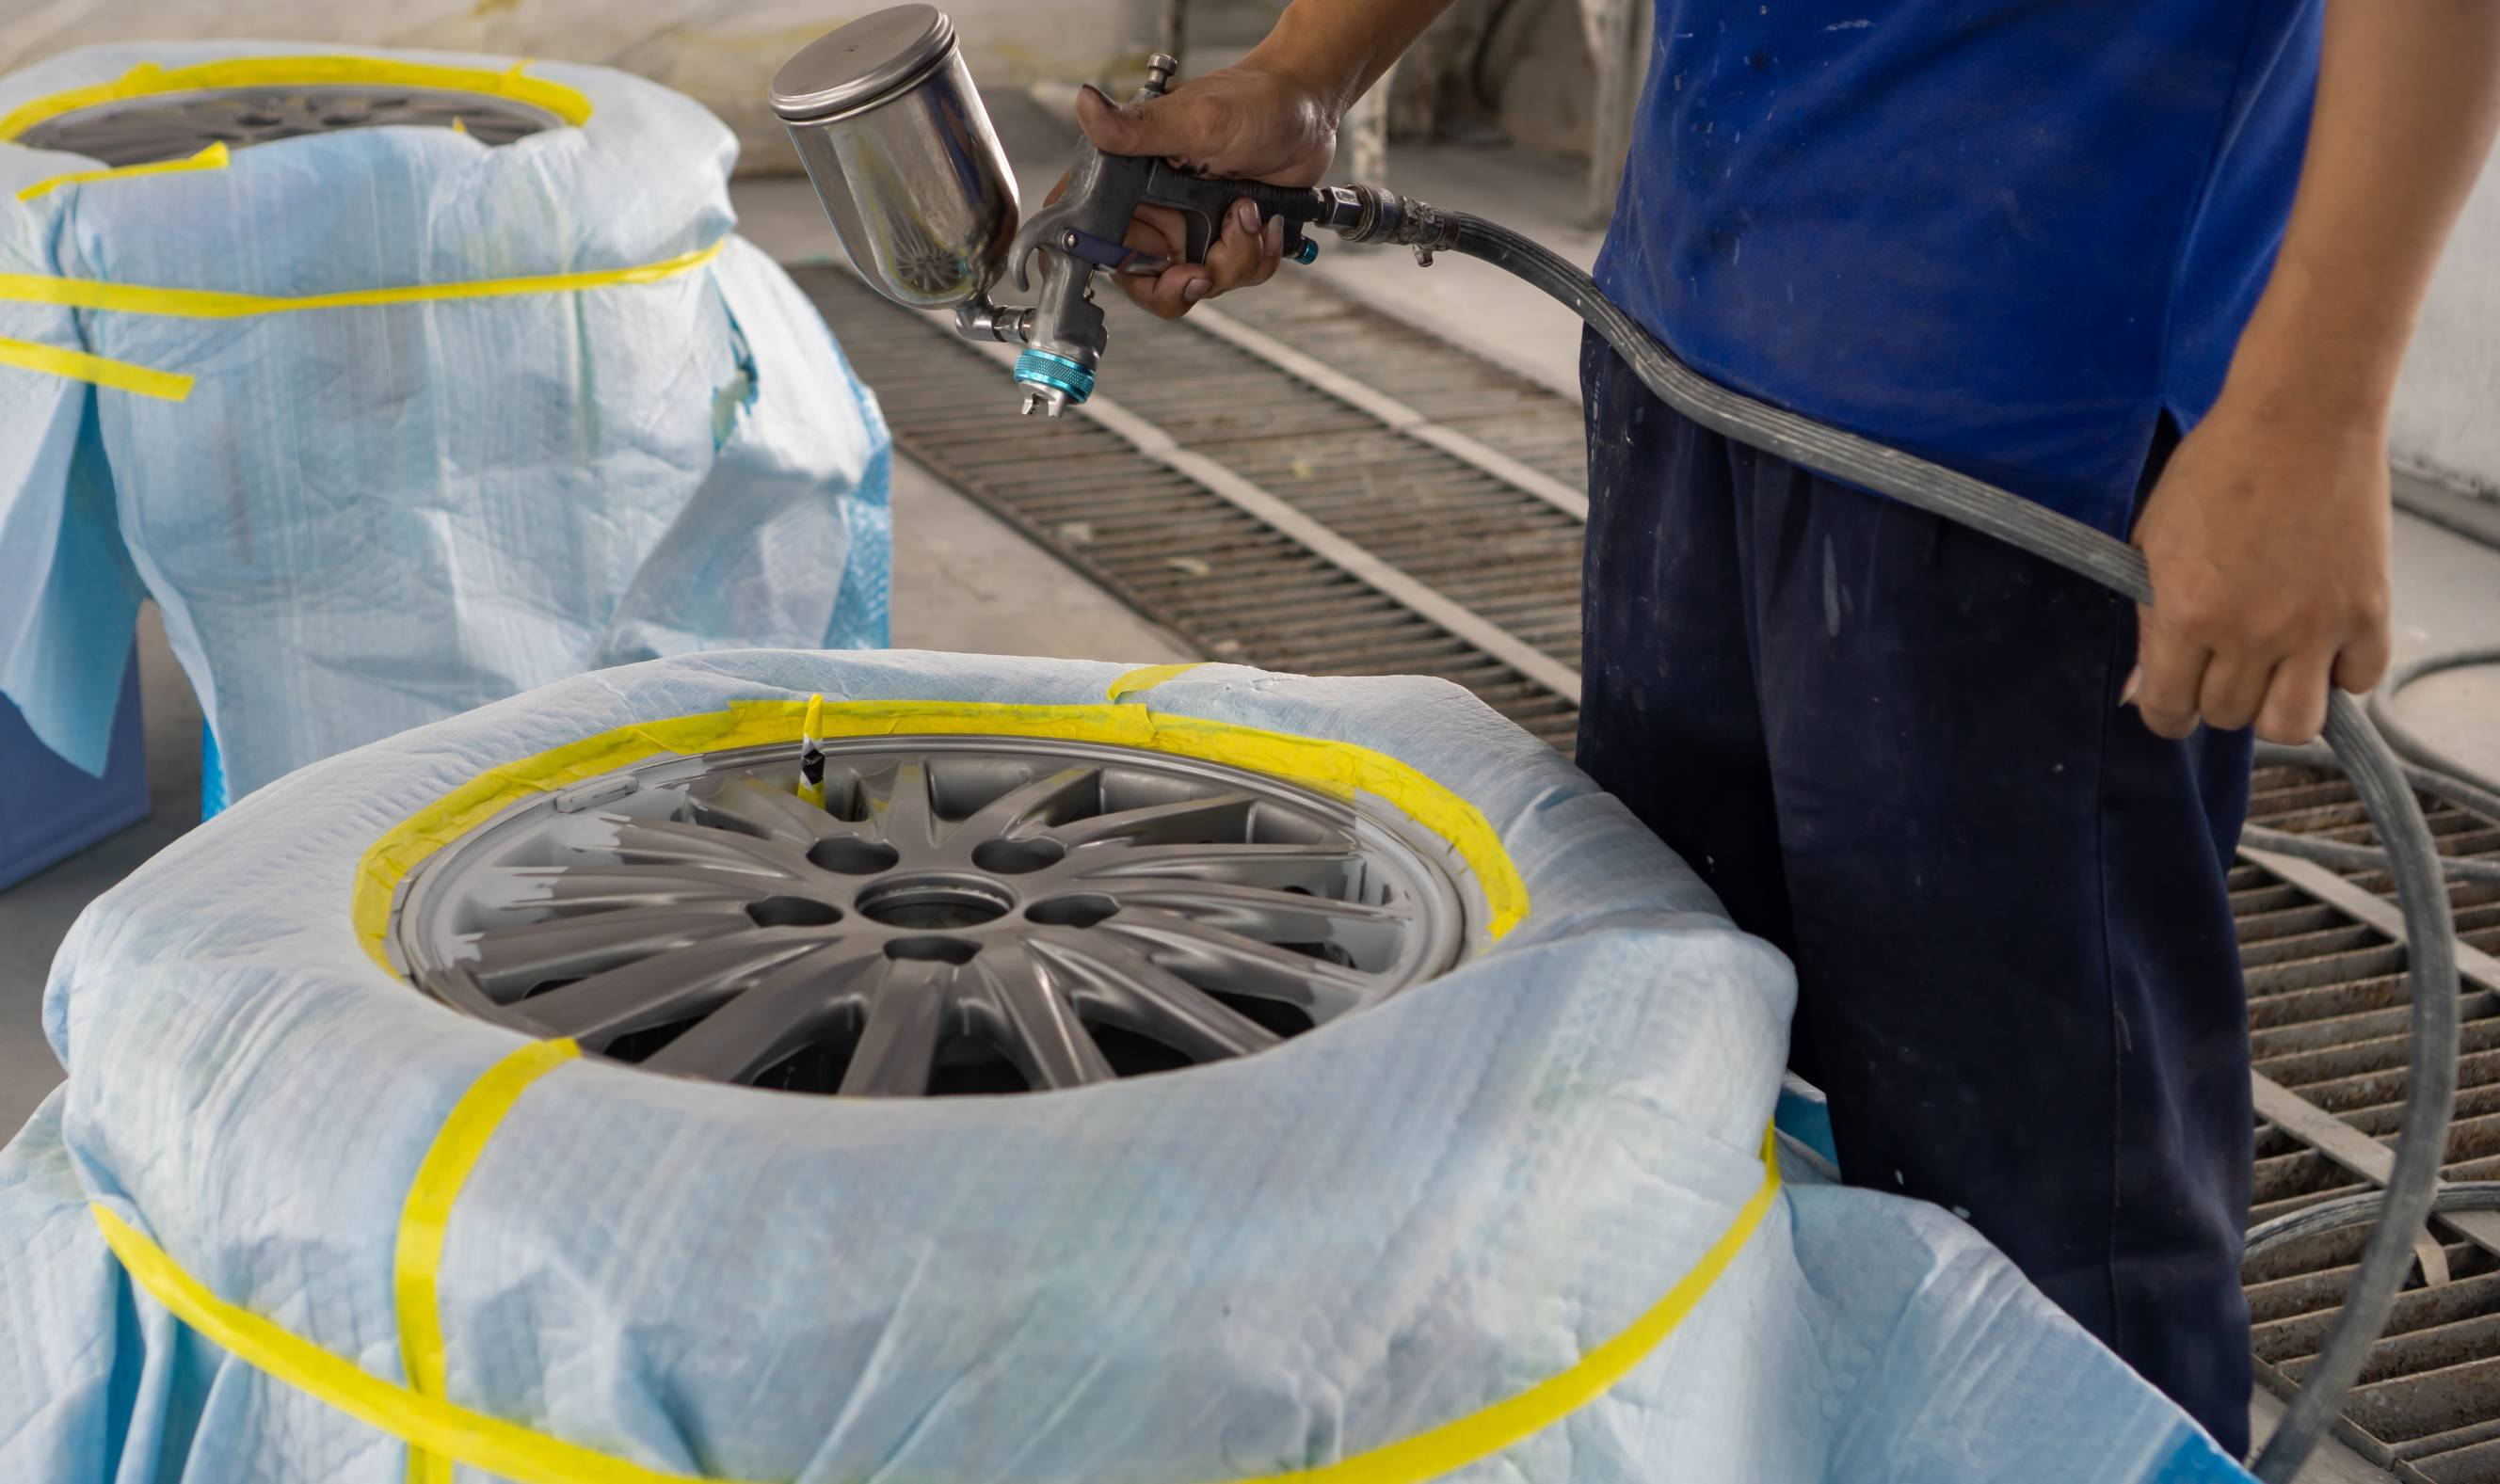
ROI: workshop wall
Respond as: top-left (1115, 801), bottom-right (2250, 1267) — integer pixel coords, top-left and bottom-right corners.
top-left (0, 0), bottom-right (1149, 174)
top-left (2391, 148), bottom-right (2500, 501)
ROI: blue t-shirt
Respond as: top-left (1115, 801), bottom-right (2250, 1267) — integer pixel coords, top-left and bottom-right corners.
top-left (1595, 1), bottom-right (2321, 532)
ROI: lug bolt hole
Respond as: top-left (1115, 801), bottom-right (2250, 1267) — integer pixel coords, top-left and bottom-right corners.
top-left (1025, 894), bottom-right (1119, 930)
top-left (745, 896), bottom-right (842, 929)
top-left (970, 837), bottom-right (1066, 874)
top-left (884, 936), bottom-right (981, 965)
top-left (810, 838), bottom-right (902, 875)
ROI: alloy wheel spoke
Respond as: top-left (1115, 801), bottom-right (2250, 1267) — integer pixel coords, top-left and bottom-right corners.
top-left (1047, 792), bottom-right (1262, 850)
top-left (482, 864), bottom-right (786, 917)
top-left (1088, 878), bottom-right (1404, 949)
top-left (839, 959), bottom-right (957, 1096)
top-left (521, 930), bottom-right (831, 1044)
top-left (461, 906), bottom-right (755, 997)
top-left (970, 943), bottom-right (1116, 1091)
top-left (862, 760), bottom-right (939, 849)
top-left (955, 765), bottom-right (1104, 842)
top-left (687, 776), bottom-right (848, 847)
top-left (640, 939), bottom-right (886, 1082)
top-left (1065, 842), bottom-right (1360, 892)
top-left (1098, 908), bottom-right (1377, 1018)
top-left (1028, 932), bottom-right (1280, 1061)
top-left (564, 815), bottom-right (812, 879)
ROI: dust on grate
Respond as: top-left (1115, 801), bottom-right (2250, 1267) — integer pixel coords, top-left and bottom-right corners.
top-left (2239, 765), bottom-right (2500, 1482)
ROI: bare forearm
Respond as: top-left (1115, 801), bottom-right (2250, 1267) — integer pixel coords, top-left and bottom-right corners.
top-left (1245, 0), bottom-right (1463, 118)
top-left (2132, 1), bottom-right (2500, 743)
top-left (2225, 0), bottom-right (2500, 423)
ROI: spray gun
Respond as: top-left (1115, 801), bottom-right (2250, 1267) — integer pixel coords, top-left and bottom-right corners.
top-left (770, 12), bottom-right (2465, 1479)
top-left (769, 4), bottom-right (1455, 416)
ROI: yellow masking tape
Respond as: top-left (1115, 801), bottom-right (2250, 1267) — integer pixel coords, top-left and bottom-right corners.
top-left (0, 56), bottom-right (593, 143)
top-left (1106, 662), bottom-right (1205, 702)
top-left (92, 1125), bottom-right (1779, 1484)
top-left (91, 1203), bottom-right (766, 1484)
top-left (351, 698), bottom-right (1532, 963)
top-left (0, 335), bottom-right (190, 399)
top-left (16, 141), bottom-right (229, 202)
top-left (396, 1038), bottom-right (582, 1484)
top-left (0, 238), bottom-right (723, 319)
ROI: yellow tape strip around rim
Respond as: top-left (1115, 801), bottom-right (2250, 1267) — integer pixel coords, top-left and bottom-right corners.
top-left (90, 1202), bottom-right (762, 1484)
top-left (0, 334), bottom-right (190, 399)
top-left (352, 697), bottom-right (1533, 963)
top-left (0, 56), bottom-right (593, 143)
top-left (16, 140), bottom-right (228, 201)
top-left (0, 237), bottom-right (723, 320)
top-left (396, 1038), bottom-right (582, 1484)
top-left (92, 1124), bottom-right (1779, 1484)
top-left (1105, 662), bottom-right (1205, 702)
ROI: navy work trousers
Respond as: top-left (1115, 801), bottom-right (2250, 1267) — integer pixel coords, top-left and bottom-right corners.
top-left (1579, 332), bottom-right (2256, 1452)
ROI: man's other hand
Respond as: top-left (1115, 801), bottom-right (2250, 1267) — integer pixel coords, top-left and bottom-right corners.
top-left (2128, 391), bottom-right (2393, 745)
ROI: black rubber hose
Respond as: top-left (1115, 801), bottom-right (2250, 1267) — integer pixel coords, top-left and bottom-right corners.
top-left (1420, 207), bottom-right (2462, 1483)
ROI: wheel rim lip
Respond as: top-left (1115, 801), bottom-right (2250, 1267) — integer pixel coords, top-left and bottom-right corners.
top-left (389, 733), bottom-right (1475, 1096)
top-left (20, 85), bottom-right (565, 166)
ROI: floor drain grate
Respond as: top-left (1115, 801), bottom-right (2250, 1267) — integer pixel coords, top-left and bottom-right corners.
top-left (794, 264), bottom-right (1584, 751)
top-left (2239, 764), bottom-right (2500, 1481)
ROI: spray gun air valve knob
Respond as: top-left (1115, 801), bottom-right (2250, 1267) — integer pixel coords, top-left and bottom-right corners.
top-left (1014, 346), bottom-right (1095, 417)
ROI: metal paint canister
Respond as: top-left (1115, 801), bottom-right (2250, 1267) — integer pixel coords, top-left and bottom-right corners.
top-left (770, 6), bottom-right (1020, 310)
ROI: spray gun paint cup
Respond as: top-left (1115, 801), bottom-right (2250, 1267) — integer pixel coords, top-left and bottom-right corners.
top-left (769, 4), bottom-right (1020, 310)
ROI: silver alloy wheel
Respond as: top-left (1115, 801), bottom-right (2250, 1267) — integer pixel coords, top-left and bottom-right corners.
top-left (389, 737), bottom-right (1472, 1096)
top-left (19, 86), bottom-right (562, 167)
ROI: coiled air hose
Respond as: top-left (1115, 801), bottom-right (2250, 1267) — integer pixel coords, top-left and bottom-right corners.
top-left (1331, 199), bottom-right (2466, 1482)
top-left (2372, 646), bottom-right (2500, 817)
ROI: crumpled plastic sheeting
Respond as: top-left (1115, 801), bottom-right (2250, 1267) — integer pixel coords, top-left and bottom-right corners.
top-left (0, 652), bottom-right (2248, 1483)
top-left (0, 41), bottom-right (891, 800)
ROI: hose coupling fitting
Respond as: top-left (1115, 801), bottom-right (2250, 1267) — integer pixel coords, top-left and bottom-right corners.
top-left (1317, 184), bottom-right (1461, 256)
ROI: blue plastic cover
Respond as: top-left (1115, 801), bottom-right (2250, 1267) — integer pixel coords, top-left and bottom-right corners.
top-left (0, 641), bottom-right (145, 889)
top-left (0, 651), bottom-right (2248, 1483)
top-left (0, 42), bottom-right (890, 803)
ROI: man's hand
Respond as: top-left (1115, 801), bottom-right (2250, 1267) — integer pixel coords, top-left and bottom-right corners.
top-left (1053, 0), bottom-right (1460, 317)
top-left (1066, 70), bottom-right (1336, 317)
top-left (2126, 0), bottom-right (2500, 746)
top-left (2128, 392), bottom-right (2392, 744)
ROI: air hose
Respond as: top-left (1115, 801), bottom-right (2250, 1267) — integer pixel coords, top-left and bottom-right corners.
top-left (1328, 197), bottom-right (2466, 1482)
top-left (2244, 648), bottom-right (2500, 880)
top-left (2371, 646), bottom-right (2500, 816)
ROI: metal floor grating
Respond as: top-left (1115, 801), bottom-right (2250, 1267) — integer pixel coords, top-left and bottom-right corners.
top-left (797, 256), bottom-right (2497, 1478)
top-left (2240, 765), bottom-right (2500, 1483)
top-left (794, 264), bottom-right (1584, 750)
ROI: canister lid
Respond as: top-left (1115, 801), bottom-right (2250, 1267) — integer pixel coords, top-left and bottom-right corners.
top-left (770, 5), bottom-right (957, 123)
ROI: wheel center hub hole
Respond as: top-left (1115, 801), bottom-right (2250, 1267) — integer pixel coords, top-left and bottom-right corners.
top-left (857, 874), bottom-right (1014, 930)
